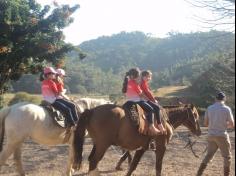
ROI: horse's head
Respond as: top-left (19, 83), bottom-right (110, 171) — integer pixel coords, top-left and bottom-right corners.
top-left (182, 104), bottom-right (201, 136)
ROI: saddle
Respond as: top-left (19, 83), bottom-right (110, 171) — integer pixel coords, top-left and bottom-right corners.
top-left (123, 101), bottom-right (168, 136)
top-left (40, 100), bottom-right (69, 128)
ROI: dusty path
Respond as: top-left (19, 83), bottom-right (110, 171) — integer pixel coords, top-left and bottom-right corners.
top-left (0, 128), bottom-right (234, 176)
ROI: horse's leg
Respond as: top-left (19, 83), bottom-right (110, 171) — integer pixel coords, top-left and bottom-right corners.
top-left (127, 151), bottom-right (132, 166)
top-left (122, 149), bottom-right (133, 166)
top-left (0, 141), bottom-right (22, 169)
top-left (66, 132), bottom-right (76, 176)
top-left (13, 144), bottom-right (26, 176)
top-left (88, 143), bottom-right (109, 176)
top-left (0, 121), bottom-right (26, 174)
top-left (155, 138), bottom-right (167, 176)
top-left (125, 148), bottom-right (146, 176)
top-left (88, 145), bottom-right (96, 161)
top-left (116, 150), bottom-right (132, 170)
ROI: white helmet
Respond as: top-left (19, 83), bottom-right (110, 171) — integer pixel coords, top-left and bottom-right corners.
top-left (56, 68), bottom-right (66, 76)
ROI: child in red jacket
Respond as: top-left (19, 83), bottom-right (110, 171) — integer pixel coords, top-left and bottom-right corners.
top-left (122, 68), bottom-right (161, 136)
top-left (140, 70), bottom-right (166, 134)
top-left (55, 68), bottom-right (70, 100)
top-left (41, 67), bottom-right (78, 126)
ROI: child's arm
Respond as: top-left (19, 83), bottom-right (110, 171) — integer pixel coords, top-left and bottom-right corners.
top-left (56, 80), bottom-right (71, 100)
top-left (132, 81), bottom-right (150, 100)
top-left (59, 90), bottom-right (71, 100)
top-left (141, 81), bottom-right (156, 102)
top-left (58, 86), bottom-right (71, 100)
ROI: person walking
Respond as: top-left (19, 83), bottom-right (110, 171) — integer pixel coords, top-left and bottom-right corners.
top-left (196, 92), bottom-right (235, 176)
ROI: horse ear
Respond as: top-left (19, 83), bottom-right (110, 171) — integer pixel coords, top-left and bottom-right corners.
top-left (184, 104), bottom-right (193, 109)
top-left (176, 97), bottom-right (184, 105)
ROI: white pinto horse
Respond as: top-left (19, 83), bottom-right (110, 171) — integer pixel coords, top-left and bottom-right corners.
top-left (0, 97), bottom-right (112, 176)
top-left (74, 97), bottom-right (112, 112)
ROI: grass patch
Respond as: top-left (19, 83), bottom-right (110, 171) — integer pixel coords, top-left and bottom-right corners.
top-left (8, 92), bottom-right (42, 106)
top-left (155, 86), bottom-right (189, 97)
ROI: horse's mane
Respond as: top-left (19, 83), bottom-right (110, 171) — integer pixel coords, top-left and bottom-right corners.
top-left (10, 101), bottom-right (32, 107)
top-left (162, 105), bottom-right (185, 108)
top-left (163, 104), bottom-right (195, 108)
top-left (162, 104), bottom-right (193, 113)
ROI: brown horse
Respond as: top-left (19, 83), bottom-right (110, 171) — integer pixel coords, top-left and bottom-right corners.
top-left (115, 104), bottom-right (202, 172)
top-left (72, 104), bottom-right (201, 176)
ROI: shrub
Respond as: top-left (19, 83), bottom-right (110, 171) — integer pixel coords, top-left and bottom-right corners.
top-left (109, 93), bottom-right (123, 102)
top-left (8, 92), bottom-right (42, 106)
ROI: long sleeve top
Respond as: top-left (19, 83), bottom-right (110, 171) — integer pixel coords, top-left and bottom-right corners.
top-left (126, 79), bottom-right (143, 102)
top-left (140, 79), bottom-right (156, 102)
top-left (41, 79), bottom-right (59, 103)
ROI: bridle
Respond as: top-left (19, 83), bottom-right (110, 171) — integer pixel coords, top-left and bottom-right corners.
top-left (169, 106), bottom-right (202, 158)
top-left (184, 107), bottom-right (199, 131)
top-left (170, 107), bottom-right (197, 129)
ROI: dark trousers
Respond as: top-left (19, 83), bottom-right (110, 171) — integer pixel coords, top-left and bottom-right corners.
top-left (147, 101), bottom-right (161, 124)
top-left (52, 99), bottom-right (78, 125)
top-left (137, 101), bottom-right (154, 124)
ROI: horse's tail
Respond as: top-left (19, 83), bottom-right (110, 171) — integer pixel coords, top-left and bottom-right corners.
top-left (0, 107), bottom-right (11, 152)
top-left (73, 109), bottom-right (93, 170)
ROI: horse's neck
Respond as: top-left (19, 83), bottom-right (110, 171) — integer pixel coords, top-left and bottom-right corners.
top-left (167, 108), bottom-right (187, 129)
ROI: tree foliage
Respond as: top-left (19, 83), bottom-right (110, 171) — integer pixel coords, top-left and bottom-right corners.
top-left (0, 0), bottom-right (80, 94)
top-left (11, 31), bottom-right (235, 100)
top-left (190, 55), bottom-right (235, 112)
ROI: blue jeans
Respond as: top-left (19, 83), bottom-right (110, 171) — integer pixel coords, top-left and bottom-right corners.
top-left (147, 101), bottom-right (161, 124)
top-left (137, 101), bottom-right (154, 124)
top-left (52, 99), bottom-right (78, 125)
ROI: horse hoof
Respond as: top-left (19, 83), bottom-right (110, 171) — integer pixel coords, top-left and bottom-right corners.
top-left (88, 168), bottom-right (100, 176)
top-left (72, 165), bottom-right (78, 170)
top-left (65, 172), bottom-right (72, 176)
top-left (72, 162), bottom-right (82, 170)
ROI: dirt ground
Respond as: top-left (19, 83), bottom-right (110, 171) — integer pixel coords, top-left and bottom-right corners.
top-left (0, 127), bottom-right (234, 176)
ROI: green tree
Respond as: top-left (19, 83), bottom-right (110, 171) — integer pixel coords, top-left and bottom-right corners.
top-left (0, 0), bottom-right (80, 96)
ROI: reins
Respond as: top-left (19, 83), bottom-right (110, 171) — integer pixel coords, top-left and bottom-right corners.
top-left (167, 106), bottom-right (202, 158)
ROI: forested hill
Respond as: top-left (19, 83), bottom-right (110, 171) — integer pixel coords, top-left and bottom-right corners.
top-left (74, 31), bottom-right (234, 73)
top-left (12, 31), bottom-right (235, 109)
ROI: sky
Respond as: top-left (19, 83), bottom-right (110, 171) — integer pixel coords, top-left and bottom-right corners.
top-left (36, 0), bottom-right (224, 45)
